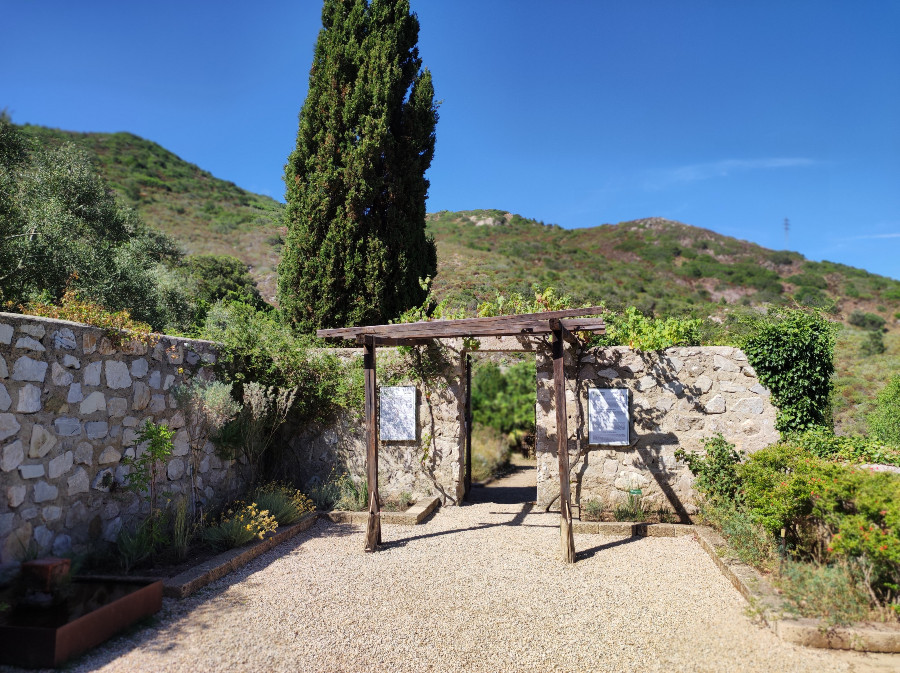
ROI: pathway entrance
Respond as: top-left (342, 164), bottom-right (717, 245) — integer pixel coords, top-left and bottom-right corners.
top-left (467, 454), bottom-right (536, 505)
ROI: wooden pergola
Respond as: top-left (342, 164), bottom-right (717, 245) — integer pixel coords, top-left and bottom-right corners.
top-left (317, 307), bottom-right (606, 563)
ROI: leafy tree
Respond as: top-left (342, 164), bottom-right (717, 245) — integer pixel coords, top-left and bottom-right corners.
top-left (471, 360), bottom-right (536, 436)
top-left (0, 115), bottom-right (191, 330)
top-left (181, 254), bottom-right (267, 321)
top-left (279, 0), bottom-right (438, 332)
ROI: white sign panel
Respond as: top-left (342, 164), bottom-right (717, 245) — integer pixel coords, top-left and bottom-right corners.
top-left (380, 386), bottom-right (417, 441)
top-left (588, 388), bottom-right (630, 445)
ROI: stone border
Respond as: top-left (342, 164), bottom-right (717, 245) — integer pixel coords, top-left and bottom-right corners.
top-left (162, 512), bottom-right (319, 599)
top-left (692, 526), bottom-right (900, 653)
top-left (573, 521), bottom-right (694, 537)
top-left (323, 496), bottom-right (440, 526)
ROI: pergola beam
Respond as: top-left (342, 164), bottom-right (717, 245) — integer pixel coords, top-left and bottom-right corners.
top-left (551, 321), bottom-right (576, 563)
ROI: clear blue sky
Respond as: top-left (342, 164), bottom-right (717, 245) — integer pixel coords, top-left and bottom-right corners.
top-left (3, 1), bottom-right (899, 279)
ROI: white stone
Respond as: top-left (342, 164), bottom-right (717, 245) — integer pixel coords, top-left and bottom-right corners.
top-left (52, 535), bottom-right (72, 556)
top-left (0, 355), bottom-right (7, 378)
top-left (19, 324), bottom-right (45, 338)
top-left (29, 425), bottom-right (57, 458)
top-left (132, 381), bottom-right (150, 410)
top-left (704, 394), bottom-right (726, 414)
top-left (131, 358), bottom-right (149, 378)
top-left (719, 381), bottom-right (746, 393)
top-left (122, 428), bottom-right (139, 446)
top-left (108, 397), bottom-right (128, 416)
top-left (85, 421), bottom-right (108, 439)
top-left (167, 458), bottom-right (185, 480)
top-left (51, 361), bottom-right (74, 386)
top-left (169, 410), bottom-right (185, 429)
top-left (33, 480), bottom-right (58, 503)
top-left (742, 365), bottom-right (757, 378)
top-left (199, 456), bottom-right (210, 474)
top-left (734, 397), bottom-right (765, 415)
top-left (15, 336), bottom-right (45, 352)
top-left (33, 524), bottom-right (53, 551)
top-left (83, 360), bottom-right (102, 386)
top-left (622, 359), bottom-right (645, 374)
top-left (42, 506), bottom-right (61, 522)
top-left (0, 382), bottom-right (10, 411)
top-left (67, 467), bottom-right (90, 495)
top-left (637, 375), bottom-right (657, 391)
top-left (105, 360), bottom-right (132, 389)
top-left (74, 441), bottom-right (93, 465)
top-left (54, 417), bottom-right (81, 436)
top-left (7, 484), bottom-right (26, 508)
top-left (596, 368), bottom-right (618, 380)
top-left (65, 383), bottom-right (83, 404)
top-left (63, 354), bottom-right (81, 369)
top-left (0, 324), bottom-right (12, 345)
top-left (17, 384), bottom-right (42, 413)
top-left (713, 355), bottom-right (739, 372)
top-left (163, 374), bottom-right (175, 391)
top-left (750, 383), bottom-right (770, 397)
top-left (1, 440), bottom-right (24, 472)
top-left (695, 375), bottom-right (713, 394)
top-left (13, 356), bottom-right (48, 382)
top-left (150, 394), bottom-right (167, 412)
top-left (172, 430), bottom-right (190, 456)
top-left (48, 450), bottom-right (73, 479)
top-left (91, 468), bottom-right (115, 492)
top-left (0, 413), bottom-right (21, 441)
top-left (52, 328), bottom-right (77, 350)
top-left (80, 391), bottom-right (107, 414)
top-left (98, 446), bottom-right (121, 465)
top-left (148, 370), bottom-right (161, 389)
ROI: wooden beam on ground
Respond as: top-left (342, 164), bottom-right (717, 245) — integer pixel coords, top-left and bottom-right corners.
top-left (552, 322), bottom-right (576, 564)
top-left (363, 336), bottom-right (381, 552)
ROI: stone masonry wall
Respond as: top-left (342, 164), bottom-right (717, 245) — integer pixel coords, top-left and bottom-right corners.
top-left (535, 345), bottom-right (779, 516)
top-left (0, 313), bottom-right (243, 564)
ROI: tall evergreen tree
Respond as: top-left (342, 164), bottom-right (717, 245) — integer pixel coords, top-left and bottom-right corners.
top-left (278, 0), bottom-right (438, 332)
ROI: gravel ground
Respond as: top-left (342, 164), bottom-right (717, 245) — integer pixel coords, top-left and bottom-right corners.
top-left (11, 499), bottom-right (899, 673)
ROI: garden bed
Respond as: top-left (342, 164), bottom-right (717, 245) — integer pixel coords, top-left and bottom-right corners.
top-left (323, 496), bottom-right (440, 526)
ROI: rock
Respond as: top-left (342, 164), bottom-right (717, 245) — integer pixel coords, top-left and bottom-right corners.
top-left (105, 361), bottom-right (132, 389)
top-left (33, 524), bottom-right (54, 552)
top-left (167, 458), bottom-right (185, 480)
top-left (80, 391), bottom-right (107, 414)
top-left (122, 428), bottom-right (139, 446)
top-left (0, 512), bottom-right (14, 536)
top-left (19, 507), bottom-right (37, 521)
top-left (33, 480), bottom-right (58, 503)
top-left (97, 337), bottom-right (117, 355)
top-left (98, 446), bottom-right (121, 465)
top-left (52, 328), bottom-right (77, 350)
top-left (67, 382), bottom-right (84, 403)
top-left (102, 516), bottom-right (122, 542)
top-left (19, 324), bottom-right (45, 338)
top-left (67, 467), bottom-right (90, 495)
top-left (48, 451), bottom-right (74, 479)
top-left (163, 374), bottom-right (175, 391)
top-left (91, 468), bottom-right (115, 492)
top-left (122, 415), bottom-right (139, 427)
top-left (596, 368), bottom-right (619, 380)
top-left (131, 358), bottom-right (149, 378)
top-left (742, 365), bottom-right (757, 378)
top-left (186, 350), bottom-right (200, 365)
top-left (17, 384), bottom-right (42, 413)
top-left (719, 381), bottom-right (746, 393)
top-left (704, 394), bottom-right (726, 414)
top-left (102, 502), bottom-right (120, 520)
top-left (85, 421), bottom-right (109, 440)
top-left (82, 333), bottom-right (98, 354)
top-left (42, 506), bottom-right (61, 522)
top-left (0, 413), bottom-right (21, 441)
top-left (0, 355), bottom-right (7, 378)
top-left (0, 324), bottom-right (12, 345)
top-left (63, 354), bottom-right (81, 369)
top-left (107, 396), bottom-right (128, 417)
top-left (15, 336), bottom-right (45, 352)
top-left (169, 410), bottom-right (185, 429)
top-left (172, 430), bottom-right (190, 456)
top-left (52, 534), bottom-right (72, 556)
top-left (0, 382), bottom-right (10, 411)
top-left (54, 418), bottom-right (81, 436)
top-left (29, 425), bottom-right (57, 458)
top-left (734, 397), bottom-right (764, 415)
top-left (167, 345), bottom-right (184, 365)
top-left (2, 523), bottom-right (32, 562)
top-left (74, 442), bottom-right (93, 465)
top-left (662, 381), bottom-right (684, 396)
top-left (83, 361), bottom-right (102, 386)
top-left (150, 394), bottom-right (167, 412)
top-left (13, 356), bottom-right (48, 382)
top-left (713, 355), bottom-right (739, 372)
top-left (749, 383), bottom-right (770, 397)
top-left (695, 375), bottom-right (713, 394)
top-left (132, 381), bottom-right (150, 410)
top-left (201, 352), bottom-right (216, 364)
top-left (637, 375), bottom-right (657, 391)
top-left (7, 484), bottom-right (26, 508)
top-left (148, 370), bottom-right (161, 389)
top-left (199, 456), bottom-right (210, 474)
top-left (1, 440), bottom-right (24, 472)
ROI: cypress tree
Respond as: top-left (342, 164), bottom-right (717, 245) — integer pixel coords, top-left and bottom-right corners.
top-left (279, 0), bottom-right (438, 332)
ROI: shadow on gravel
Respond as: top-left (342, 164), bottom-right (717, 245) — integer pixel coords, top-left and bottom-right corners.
top-left (576, 536), bottom-right (641, 561)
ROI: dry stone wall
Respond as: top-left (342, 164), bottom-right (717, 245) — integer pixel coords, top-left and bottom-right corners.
top-left (0, 313), bottom-right (243, 564)
top-left (535, 345), bottom-right (779, 516)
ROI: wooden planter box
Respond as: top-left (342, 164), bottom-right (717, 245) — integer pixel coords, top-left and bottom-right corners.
top-left (0, 578), bottom-right (163, 668)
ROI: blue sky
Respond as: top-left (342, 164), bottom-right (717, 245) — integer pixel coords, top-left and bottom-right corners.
top-left (3, 1), bottom-right (899, 278)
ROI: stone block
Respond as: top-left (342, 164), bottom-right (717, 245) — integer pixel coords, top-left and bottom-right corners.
top-left (169, 410), bottom-right (185, 428)
top-left (48, 450), bottom-right (74, 479)
top-left (201, 352), bottom-right (216, 364)
top-left (749, 383), bottom-right (770, 397)
top-left (0, 355), bottom-right (7, 378)
top-left (91, 468), bottom-right (115, 492)
top-left (719, 381), bottom-right (746, 393)
top-left (704, 394), bottom-right (726, 414)
top-left (695, 375), bottom-right (713, 393)
top-left (167, 457), bottom-right (185, 480)
top-left (33, 480), bottom-right (58, 503)
top-left (82, 333), bottom-right (98, 354)
top-left (122, 415), bottom-right (139, 427)
top-left (19, 324), bottom-right (45, 338)
top-left (150, 394), bottom-right (167, 412)
top-left (105, 360), bottom-right (132, 389)
top-left (596, 368), bottom-right (618, 380)
top-left (172, 430), bottom-right (190, 456)
top-left (83, 360), bottom-right (101, 386)
top-left (0, 323), bottom-right (12, 345)
top-left (107, 396), bottom-right (128, 416)
top-left (166, 344), bottom-right (184, 365)
top-left (67, 382), bottom-right (84, 403)
top-left (98, 446), bottom-right (121, 465)
top-left (80, 391), bottom-right (107, 414)
top-left (102, 516), bottom-right (122, 542)
top-left (1, 439), bottom-right (24, 472)
top-left (7, 484), bottom-right (26, 508)
top-left (74, 441), bottom-right (93, 465)
top-left (0, 382), bottom-right (10, 411)
top-left (734, 397), bottom-right (764, 415)
top-left (52, 328), bottom-right (77, 350)
top-left (0, 412), bottom-right (21, 441)
top-left (15, 336), bottom-right (45, 352)
top-left (98, 337), bottom-right (117, 355)
top-left (54, 417), bottom-right (81, 437)
top-left (13, 356), bottom-right (48, 382)
top-left (67, 467), bottom-right (89, 495)
top-left (52, 535), bottom-right (72, 556)
top-left (17, 384), bottom-right (42, 413)
top-left (63, 354), bottom-right (81, 369)
top-left (85, 421), bottom-right (109, 440)
top-left (741, 365), bottom-right (757, 378)
top-left (713, 355), bottom-right (739, 372)
top-left (148, 370), bottom-right (161, 389)
top-left (34, 525), bottom-right (53, 551)
top-left (131, 358), bottom-right (149, 378)
top-left (2, 522), bottom-right (32, 563)
top-left (123, 428), bottom-right (138, 446)
top-left (163, 374), bottom-right (175, 390)
top-left (19, 507), bottom-right (37, 521)
top-left (0, 512), bottom-right (15, 537)
top-left (51, 362), bottom-right (74, 386)
top-left (29, 425), bottom-right (57, 458)
top-left (132, 381), bottom-right (150, 410)
top-left (42, 506), bottom-right (61, 522)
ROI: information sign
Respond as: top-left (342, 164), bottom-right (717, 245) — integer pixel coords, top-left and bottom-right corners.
top-left (588, 388), bottom-right (630, 445)
top-left (380, 386), bottom-right (417, 441)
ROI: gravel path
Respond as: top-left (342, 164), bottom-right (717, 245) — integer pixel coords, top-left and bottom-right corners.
top-left (27, 503), bottom-right (899, 673)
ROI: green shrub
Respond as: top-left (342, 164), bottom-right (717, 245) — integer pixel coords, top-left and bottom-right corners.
top-left (869, 376), bottom-right (900, 447)
top-left (786, 427), bottom-right (900, 466)
top-left (596, 306), bottom-right (702, 351)
top-left (614, 491), bottom-right (647, 522)
top-left (471, 360), bottom-right (535, 437)
top-left (203, 502), bottom-right (278, 550)
top-left (116, 513), bottom-right (168, 572)
top-left (675, 434), bottom-right (743, 501)
top-left (251, 482), bottom-right (314, 525)
top-left (776, 560), bottom-right (871, 625)
top-left (700, 499), bottom-right (775, 569)
top-left (849, 310), bottom-right (886, 331)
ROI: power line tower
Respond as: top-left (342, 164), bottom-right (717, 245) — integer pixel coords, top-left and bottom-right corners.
top-left (784, 218), bottom-right (790, 248)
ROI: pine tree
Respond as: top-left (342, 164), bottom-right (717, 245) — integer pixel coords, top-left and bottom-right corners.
top-left (278, 0), bottom-right (438, 332)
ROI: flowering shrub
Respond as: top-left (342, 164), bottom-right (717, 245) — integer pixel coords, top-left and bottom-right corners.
top-left (252, 482), bottom-right (314, 526)
top-left (203, 502), bottom-right (277, 550)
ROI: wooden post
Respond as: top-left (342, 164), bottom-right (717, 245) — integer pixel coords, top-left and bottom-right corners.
top-left (464, 354), bottom-right (472, 499)
top-left (363, 336), bottom-right (381, 552)
top-left (551, 321), bottom-right (576, 563)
